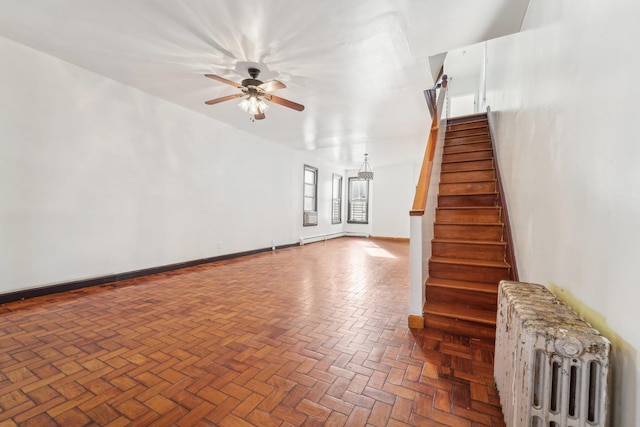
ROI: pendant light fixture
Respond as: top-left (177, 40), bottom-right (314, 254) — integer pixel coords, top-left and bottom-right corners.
top-left (358, 153), bottom-right (374, 180)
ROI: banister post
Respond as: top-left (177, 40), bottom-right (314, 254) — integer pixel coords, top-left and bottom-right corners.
top-left (408, 216), bottom-right (425, 328)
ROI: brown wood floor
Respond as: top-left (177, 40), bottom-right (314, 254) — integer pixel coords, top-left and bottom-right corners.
top-left (0, 237), bottom-right (505, 426)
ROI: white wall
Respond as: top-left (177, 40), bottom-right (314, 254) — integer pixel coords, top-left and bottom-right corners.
top-left (0, 36), bottom-right (346, 294)
top-left (479, 1), bottom-right (640, 425)
top-left (445, 42), bottom-right (486, 117)
top-left (370, 163), bottom-right (414, 239)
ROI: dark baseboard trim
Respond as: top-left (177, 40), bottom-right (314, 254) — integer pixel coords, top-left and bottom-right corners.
top-left (369, 236), bottom-right (410, 242)
top-left (0, 242), bottom-right (300, 305)
top-left (486, 107), bottom-right (519, 282)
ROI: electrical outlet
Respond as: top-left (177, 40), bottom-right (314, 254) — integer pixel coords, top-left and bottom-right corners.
top-left (217, 241), bottom-right (222, 250)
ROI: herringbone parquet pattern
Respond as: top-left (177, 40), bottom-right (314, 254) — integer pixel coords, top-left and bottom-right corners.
top-left (0, 238), bottom-right (505, 426)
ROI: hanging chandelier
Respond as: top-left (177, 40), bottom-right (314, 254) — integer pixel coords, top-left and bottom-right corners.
top-left (358, 153), bottom-right (374, 180)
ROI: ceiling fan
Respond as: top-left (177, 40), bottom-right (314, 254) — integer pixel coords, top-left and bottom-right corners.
top-left (204, 68), bottom-right (304, 120)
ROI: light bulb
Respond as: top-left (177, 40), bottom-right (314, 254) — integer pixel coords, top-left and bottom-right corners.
top-left (239, 96), bottom-right (268, 115)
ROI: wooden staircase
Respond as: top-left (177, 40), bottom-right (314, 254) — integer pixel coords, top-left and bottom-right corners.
top-left (424, 114), bottom-right (514, 340)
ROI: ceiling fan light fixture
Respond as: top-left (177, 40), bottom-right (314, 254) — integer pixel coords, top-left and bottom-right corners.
top-left (258, 99), bottom-right (269, 113)
top-left (238, 95), bottom-right (269, 115)
top-left (358, 153), bottom-right (374, 180)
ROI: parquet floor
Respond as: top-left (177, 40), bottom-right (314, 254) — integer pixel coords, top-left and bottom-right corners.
top-left (0, 237), bottom-right (505, 426)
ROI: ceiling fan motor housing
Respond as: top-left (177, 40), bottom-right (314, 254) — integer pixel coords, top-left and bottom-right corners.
top-left (248, 67), bottom-right (261, 79)
top-left (242, 68), bottom-right (262, 87)
top-left (242, 78), bottom-right (263, 87)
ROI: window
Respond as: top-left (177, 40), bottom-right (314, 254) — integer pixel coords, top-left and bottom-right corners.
top-left (331, 174), bottom-right (343, 224)
top-left (348, 177), bottom-right (369, 224)
top-left (303, 165), bottom-right (318, 226)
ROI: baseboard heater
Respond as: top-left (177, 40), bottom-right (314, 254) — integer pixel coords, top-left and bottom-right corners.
top-left (299, 232), bottom-right (346, 245)
top-left (495, 281), bottom-right (611, 427)
top-left (299, 231), bottom-right (371, 246)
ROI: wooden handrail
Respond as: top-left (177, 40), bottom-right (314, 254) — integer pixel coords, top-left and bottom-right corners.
top-left (410, 75), bottom-right (448, 216)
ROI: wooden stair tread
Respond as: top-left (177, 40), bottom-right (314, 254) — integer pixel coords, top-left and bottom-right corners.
top-left (445, 135), bottom-right (490, 140)
top-left (447, 117), bottom-right (487, 125)
top-left (443, 141), bottom-right (491, 148)
top-left (444, 141), bottom-right (492, 149)
top-left (441, 168), bottom-right (494, 174)
top-left (423, 303), bottom-right (496, 325)
top-left (430, 256), bottom-right (510, 269)
top-left (446, 123), bottom-right (489, 131)
top-left (439, 182), bottom-right (498, 196)
top-left (440, 179), bottom-right (496, 186)
top-left (434, 221), bottom-right (504, 226)
top-left (440, 169), bottom-right (495, 183)
top-left (446, 113), bottom-right (487, 123)
top-left (442, 158), bottom-right (493, 165)
top-left (432, 238), bottom-right (507, 246)
top-left (443, 147), bottom-right (493, 155)
top-left (444, 135), bottom-right (491, 140)
top-left (427, 277), bottom-right (498, 294)
top-left (444, 148), bottom-right (491, 156)
top-left (436, 206), bottom-right (501, 212)
top-left (443, 145), bottom-right (493, 155)
top-left (446, 123), bottom-right (488, 132)
top-left (438, 192), bottom-right (499, 197)
top-left (445, 140), bottom-right (492, 147)
top-left (446, 130), bottom-right (489, 135)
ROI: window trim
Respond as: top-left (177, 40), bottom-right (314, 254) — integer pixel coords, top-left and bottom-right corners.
top-left (347, 177), bottom-right (369, 224)
top-left (303, 165), bottom-right (318, 226)
top-left (331, 173), bottom-right (343, 224)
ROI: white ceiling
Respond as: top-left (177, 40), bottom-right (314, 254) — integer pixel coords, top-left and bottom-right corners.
top-left (0, 0), bottom-right (529, 168)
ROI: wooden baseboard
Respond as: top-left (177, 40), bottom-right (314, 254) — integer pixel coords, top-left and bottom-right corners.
top-left (370, 236), bottom-right (410, 243)
top-left (408, 315), bottom-right (425, 329)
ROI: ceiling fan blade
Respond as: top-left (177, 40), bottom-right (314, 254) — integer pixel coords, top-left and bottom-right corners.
top-left (204, 74), bottom-right (243, 88)
top-left (258, 80), bottom-right (286, 93)
top-left (266, 94), bottom-right (305, 111)
top-left (204, 93), bottom-right (243, 105)
top-left (254, 113), bottom-right (266, 120)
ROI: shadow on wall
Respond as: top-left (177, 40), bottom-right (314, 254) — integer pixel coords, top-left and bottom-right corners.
top-left (550, 286), bottom-right (637, 427)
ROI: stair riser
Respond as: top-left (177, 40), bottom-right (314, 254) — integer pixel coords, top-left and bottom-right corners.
top-left (434, 224), bottom-right (503, 241)
top-left (424, 315), bottom-right (496, 340)
top-left (443, 150), bottom-right (493, 163)
top-left (438, 194), bottom-right (498, 207)
top-left (432, 241), bottom-right (506, 261)
top-left (445, 135), bottom-right (491, 146)
top-left (443, 142), bottom-right (492, 154)
top-left (436, 208), bottom-right (501, 223)
top-left (441, 159), bottom-right (494, 172)
top-left (440, 170), bottom-right (495, 183)
top-left (429, 261), bottom-right (510, 283)
top-left (446, 120), bottom-right (488, 132)
top-left (439, 181), bottom-right (496, 195)
top-left (446, 127), bottom-right (489, 139)
top-left (426, 286), bottom-right (498, 310)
